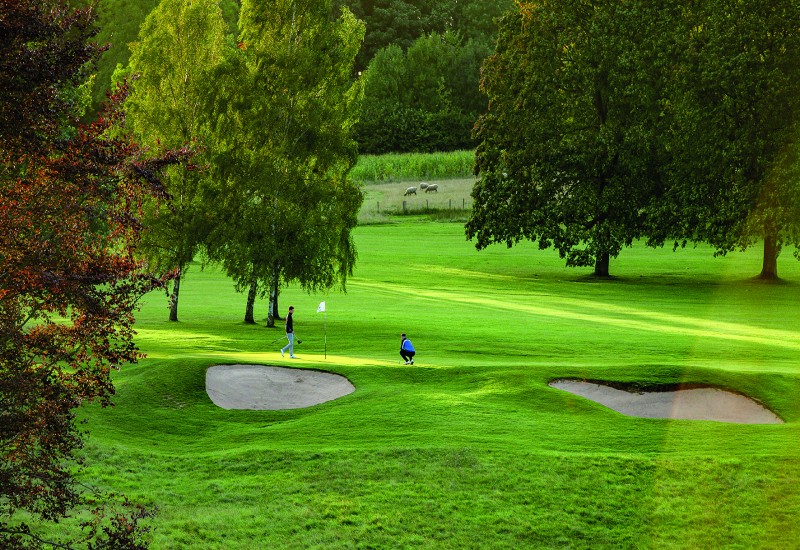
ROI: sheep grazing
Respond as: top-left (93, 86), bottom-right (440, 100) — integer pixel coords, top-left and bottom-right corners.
top-left (424, 183), bottom-right (439, 193)
top-left (403, 186), bottom-right (417, 196)
top-left (418, 182), bottom-right (430, 190)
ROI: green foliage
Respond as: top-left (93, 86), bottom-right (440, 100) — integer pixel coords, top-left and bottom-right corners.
top-left (357, 32), bottom-right (489, 154)
top-left (335, 0), bottom-right (513, 72)
top-left (125, 0), bottom-right (228, 321)
top-left (351, 150), bottom-right (475, 182)
top-left (92, 0), bottom-right (161, 111)
top-left (468, 0), bottom-right (800, 279)
top-left (652, 0), bottom-right (800, 279)
top-left (467, 0), bottom-right (668, 276)
top-left (207, 0), bottom-right (365, 323)
top-left (91, 0), bottom-right (239, 114)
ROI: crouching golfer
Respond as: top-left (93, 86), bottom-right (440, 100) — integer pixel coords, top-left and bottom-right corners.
top-left (280, 306), bottom-right (296, 359)
top-left (400, 333), bottom-right (415, 365)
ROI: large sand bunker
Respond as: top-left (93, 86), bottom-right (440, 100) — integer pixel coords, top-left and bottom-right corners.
top-left (206, 365), bottom-right (354, 410)
top-left (550, 379), bottom-right (783, 424)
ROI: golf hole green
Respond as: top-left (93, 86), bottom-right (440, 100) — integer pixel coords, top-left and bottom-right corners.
top-left (206, 364), bottom-right (354, 410)
top-left (550, 379), bottom-right (783, 424)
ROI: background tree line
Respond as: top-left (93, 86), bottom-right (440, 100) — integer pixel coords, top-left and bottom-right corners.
top-left (91, 0), bottom-right (514, 155)
top-left (335, 0), bottom-right (513, 154)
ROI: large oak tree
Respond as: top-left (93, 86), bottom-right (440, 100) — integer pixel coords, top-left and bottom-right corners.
top-left (654, 0), bottom-right (800, 280)
top-left (466, 0), bottom-right (668, 276)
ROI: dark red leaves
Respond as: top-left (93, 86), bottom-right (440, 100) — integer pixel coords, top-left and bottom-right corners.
top-left (1, 0), bottom-right (183, 546)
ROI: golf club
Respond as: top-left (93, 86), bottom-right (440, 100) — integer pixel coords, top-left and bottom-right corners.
top-left (270, 334), bottom-right (302, 345)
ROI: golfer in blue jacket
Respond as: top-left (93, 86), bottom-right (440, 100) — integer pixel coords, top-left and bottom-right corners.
top-left (400, 333), bottom-right (415, 365)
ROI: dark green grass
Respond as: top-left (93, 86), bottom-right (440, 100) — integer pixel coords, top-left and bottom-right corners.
top-left (65, 219), bottom-right (800, 548)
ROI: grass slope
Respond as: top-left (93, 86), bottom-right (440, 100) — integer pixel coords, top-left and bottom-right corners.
top-left (73, 218), bottom-right (800, 548)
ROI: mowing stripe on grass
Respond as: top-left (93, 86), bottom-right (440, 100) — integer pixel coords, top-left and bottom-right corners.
top-left (350, 280), bottom-right (800, 351)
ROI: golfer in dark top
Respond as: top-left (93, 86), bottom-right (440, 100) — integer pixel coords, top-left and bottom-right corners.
top-left (280, 306), bottom-right (296, 358)
top-left (400, 333), bottom-right (415, 365)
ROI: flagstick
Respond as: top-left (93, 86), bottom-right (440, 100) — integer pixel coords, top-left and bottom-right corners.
top-left (324, 309), bottom-right (327, 359)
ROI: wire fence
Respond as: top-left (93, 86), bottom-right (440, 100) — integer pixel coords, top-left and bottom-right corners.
top-left (373, 196), bottom-right (474, 213)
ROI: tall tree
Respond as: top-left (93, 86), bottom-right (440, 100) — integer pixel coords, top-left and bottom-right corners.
top-left (89, 0), bottom-right (239, 114)
top-left (0, 0), bottom-right (183, 546)
top-left (208, 0), bottom-right (364, 325)
top-left (125, 0), bottom-right (228, 321)
top-left (653, 0), bottom-right (800, 280)
top-left (466, 0), bottom-right (668, 276)
top-left (357, 31), bottom-right (490, 154)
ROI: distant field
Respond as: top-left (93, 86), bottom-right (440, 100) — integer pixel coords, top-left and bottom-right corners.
top-left (359, 177), bottom-right (477, 222)
top-left (53, 219), bottom-right (800, 548)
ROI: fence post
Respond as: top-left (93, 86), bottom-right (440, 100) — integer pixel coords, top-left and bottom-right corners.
top-left (402, 200), bottom-right (406, 212)
top-left (449, 199), bottom-right (452, 210)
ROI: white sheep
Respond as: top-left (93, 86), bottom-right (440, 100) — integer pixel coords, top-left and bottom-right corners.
top-left (419, 182), bottom-right (429, 190)
top-left (403, 186), bottom-right (417, 196)
top-left (424, 183), bottom-right (439, 193)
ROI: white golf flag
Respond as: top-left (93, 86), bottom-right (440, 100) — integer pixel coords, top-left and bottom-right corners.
top-left (317, 301), bottom-right (326, 313)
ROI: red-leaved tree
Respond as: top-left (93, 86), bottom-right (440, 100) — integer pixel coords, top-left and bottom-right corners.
top-left (0, 0), bottom-right (185, 547)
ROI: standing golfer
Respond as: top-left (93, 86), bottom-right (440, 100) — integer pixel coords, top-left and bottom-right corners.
top-left (280, 306), bottom-right (296, 359)
top-left (400, 333), bottom-right (415, 365)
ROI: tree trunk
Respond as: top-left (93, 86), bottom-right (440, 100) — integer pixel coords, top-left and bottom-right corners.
top-left (594, 252), bottom-right (610, 277)
top-left (169, 266), bottom-right (182, 322)
top-left (244, 277), bottom-right (257, 324)
top-left (267, 272), bottom-right (280, 328)
top-left (759, 232), bottom-right (780, 280)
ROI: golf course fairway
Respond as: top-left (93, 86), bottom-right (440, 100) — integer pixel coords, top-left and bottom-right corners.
top-left (71, 218), bottom-right (800, 548)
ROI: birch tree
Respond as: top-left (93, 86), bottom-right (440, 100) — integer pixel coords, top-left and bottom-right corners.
top-left (125, 0), bottom-right (228, 320)
top-left (208, 0), bottom-right (364, 325)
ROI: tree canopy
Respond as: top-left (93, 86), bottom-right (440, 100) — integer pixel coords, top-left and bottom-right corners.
top-left (125, 0), bottom-right (229, 321)
top-left (468, 0), bottom-right (800, 279)
top-left (467, 0), bottom-right (668, 276)
top-left (336, 0), bottom-right (513, 72)
top-left (356, 32), bottom-right (490, 154)
top-left (207, 0), bottom-right (365, 324)
top-left (89, 0), bottom-right (239, 113)
top-left (652, 0), bottom-right (800, 279)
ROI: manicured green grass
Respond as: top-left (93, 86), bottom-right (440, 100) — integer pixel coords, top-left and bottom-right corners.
top-left (68, 218), bottom-right (800, 548)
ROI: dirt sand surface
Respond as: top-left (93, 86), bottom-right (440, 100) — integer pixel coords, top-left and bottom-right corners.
top-left (206, 364), bottom-right (354, 410)
top-left (550, 379), bottom-right (783, 424)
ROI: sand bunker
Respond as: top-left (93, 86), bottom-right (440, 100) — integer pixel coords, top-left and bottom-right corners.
top-left (550, 379), bottom-right (783, 424)
top-left (206, 364), bottom-right (354, 410)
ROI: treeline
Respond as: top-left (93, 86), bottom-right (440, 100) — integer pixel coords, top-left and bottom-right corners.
top-left (467, 0), bottom-right (800, 280)
top-left (92, 0), bottom-right (513, 154)
top-left (335, 0), bottom-right (513, 154)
